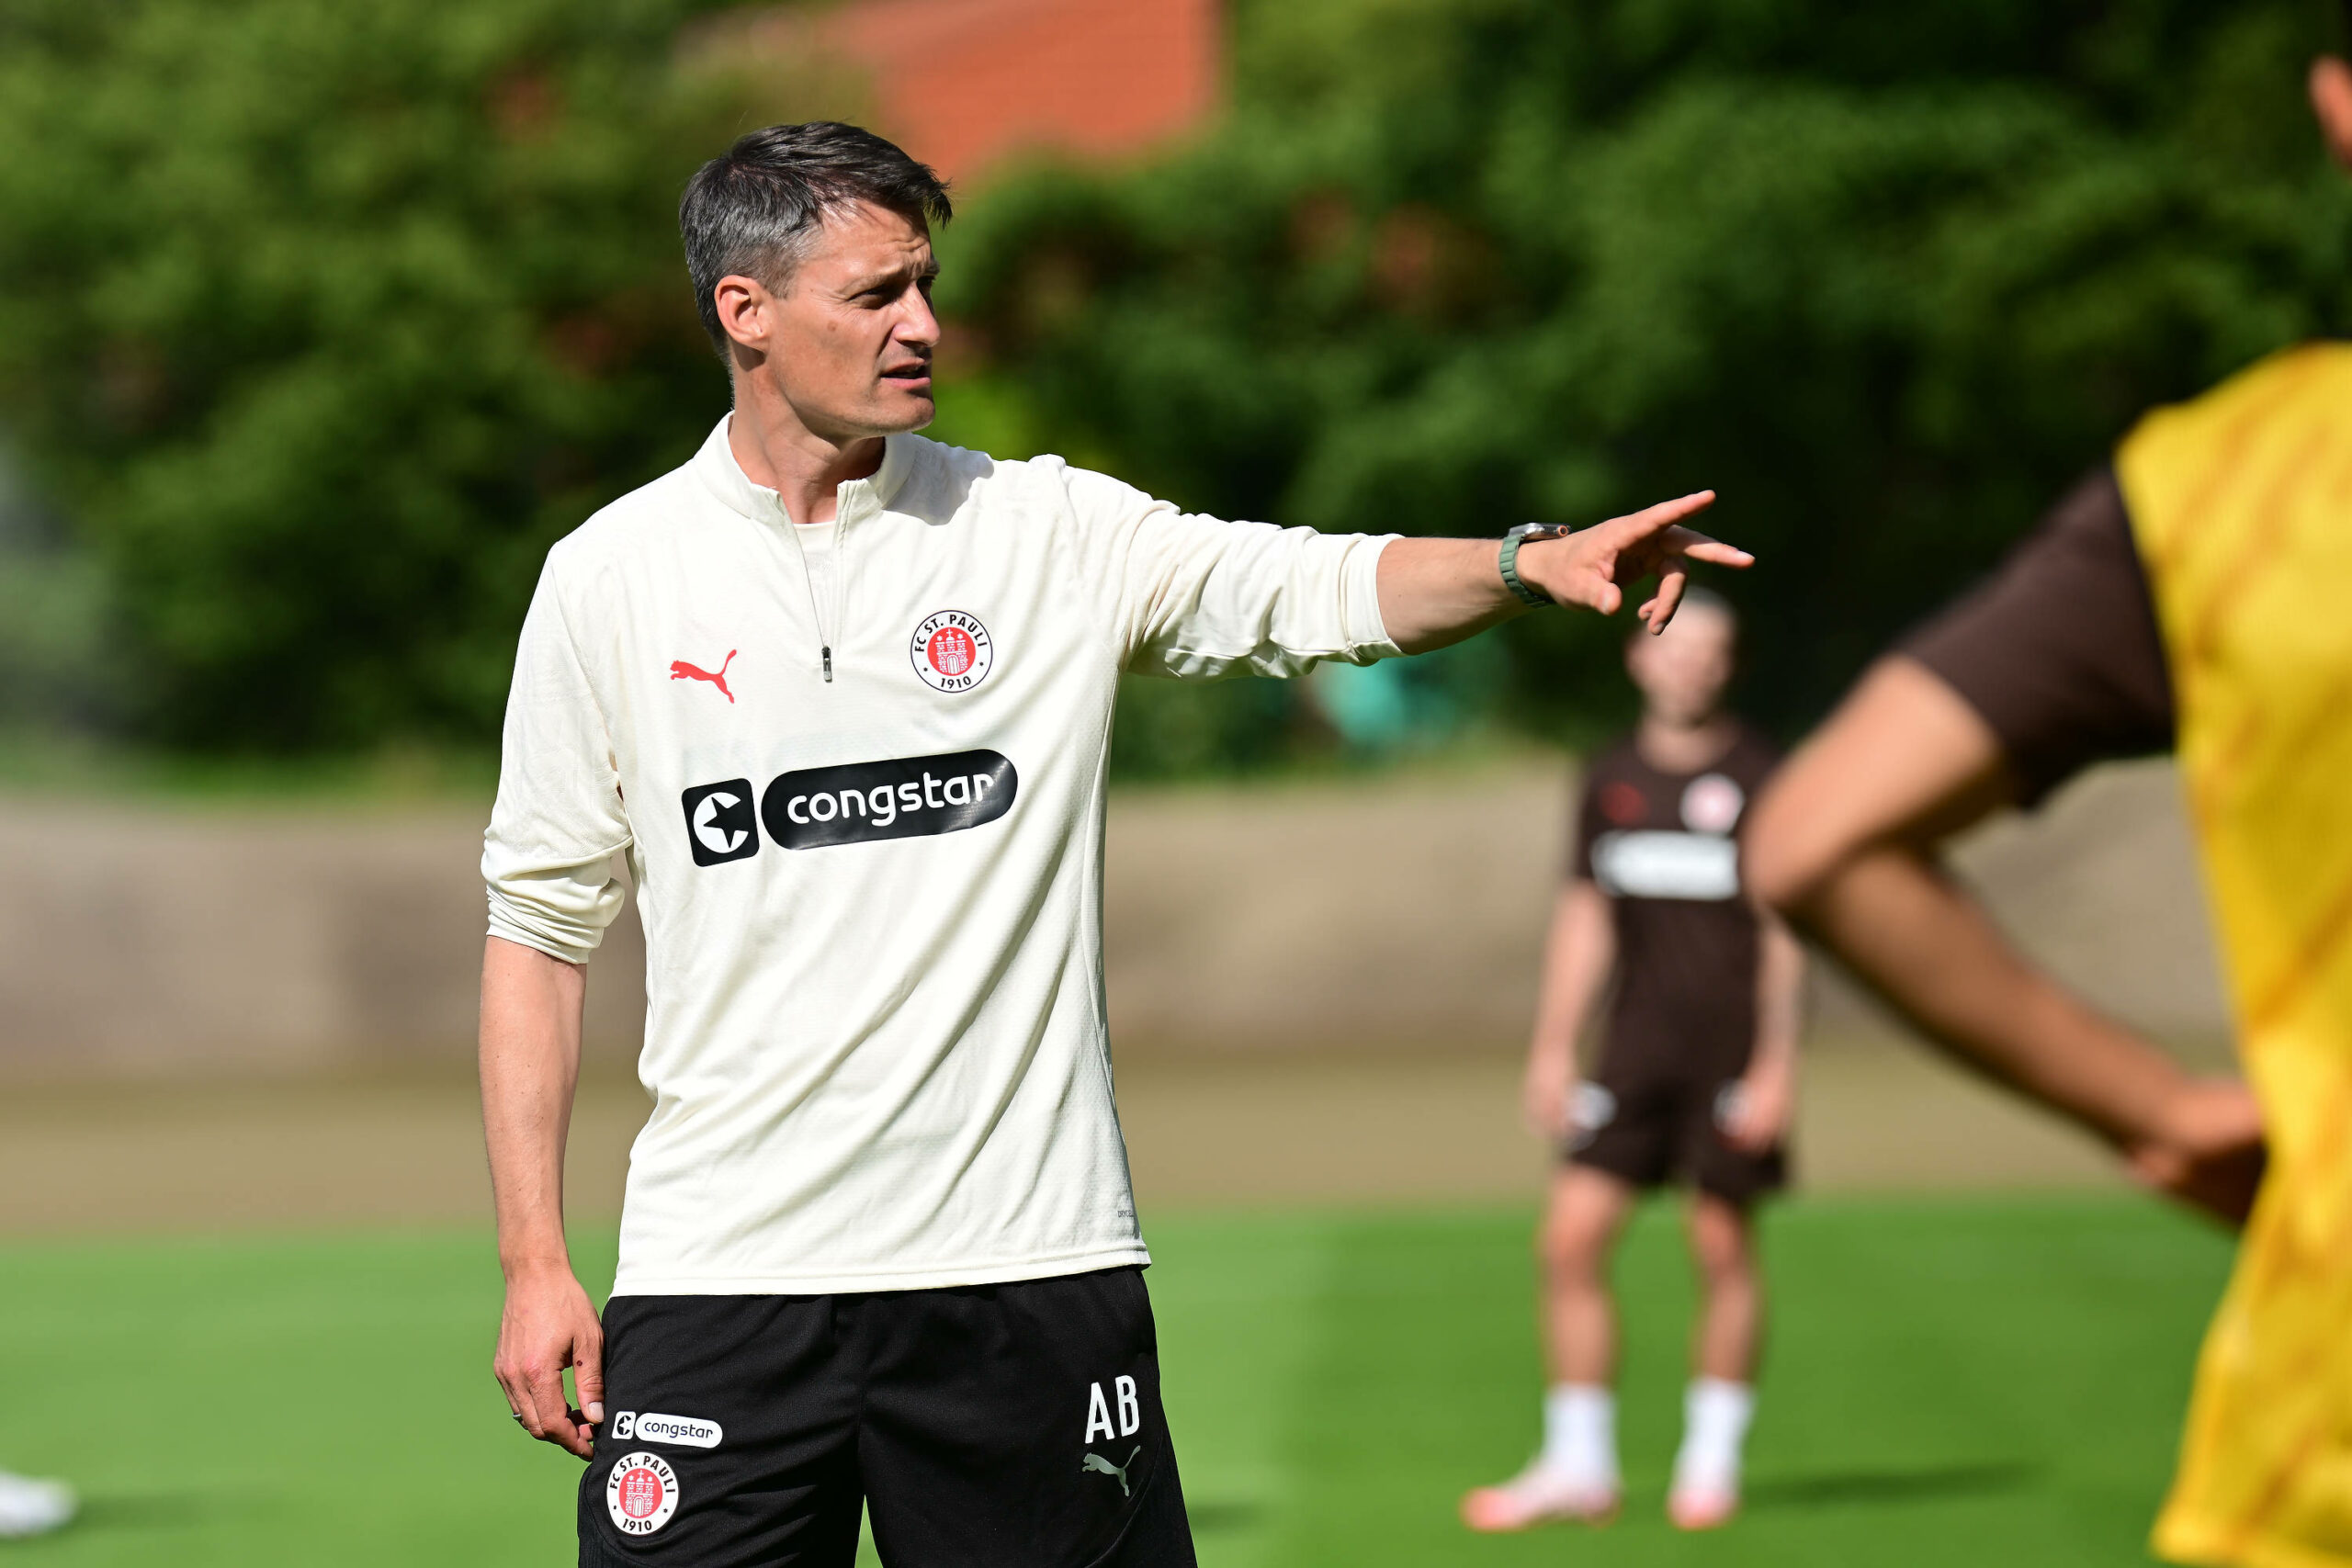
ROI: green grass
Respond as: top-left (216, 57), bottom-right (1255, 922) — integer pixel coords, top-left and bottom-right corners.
top-left (0, 1196), bottom-right (2232, 1565)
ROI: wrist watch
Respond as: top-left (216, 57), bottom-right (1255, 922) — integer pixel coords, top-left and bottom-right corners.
top-left (1498, 522), bottom-right (1574, 607)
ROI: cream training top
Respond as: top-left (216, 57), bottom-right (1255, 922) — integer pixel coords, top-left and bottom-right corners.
top-left (483, 418), bottom-right (1399, 1295)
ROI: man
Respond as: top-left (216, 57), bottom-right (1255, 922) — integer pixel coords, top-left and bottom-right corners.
top-left (480, 121), bottom-right (1749, 1567)
top-left (1744, 34), bottom-right (2352, 1568)
top-left (1464, 592), bottom-right (1803, 1536)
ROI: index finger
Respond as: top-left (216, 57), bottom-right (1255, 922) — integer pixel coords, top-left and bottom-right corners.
top-left (1602, 489), bottom-right (1715, 535)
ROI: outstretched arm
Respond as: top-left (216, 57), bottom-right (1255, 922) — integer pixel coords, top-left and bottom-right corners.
top-left (1376, 492), bottom-right (1750, 655)
top-left (1744, 657), bottom-right (2262, 1222)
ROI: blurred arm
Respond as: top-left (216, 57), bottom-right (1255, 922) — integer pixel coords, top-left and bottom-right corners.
top-left (1522, 879), bottom-right (1616, 1139)
top-left (1724, 912), bottom-right (1805, 1153)
top-left (1377, 492), bottom-right (1750, 654)
top-left (1745, 656), bottom-right (2259, 1216)
top-left (481, 934), bottom-right (602, 1457)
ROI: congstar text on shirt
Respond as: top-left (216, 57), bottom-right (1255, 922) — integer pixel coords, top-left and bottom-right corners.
top-left (483, 419), bottom-right (1399, 1296)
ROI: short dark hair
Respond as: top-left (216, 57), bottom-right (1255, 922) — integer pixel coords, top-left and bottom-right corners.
top-left (678, 121), bottom-right (952, 358)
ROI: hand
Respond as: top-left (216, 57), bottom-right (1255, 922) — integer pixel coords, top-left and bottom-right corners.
top-left (494, 1260), bottom-right (605, 1459)
top-left (1521, 492), bottom-right (1751, 633)
top-left (1523, 1056), bottom-right (1572, 1142)
top-left (2127, 1076), bottom-right (2266, 1227)
top-left (1716, 1066), bottom-right (1792, 1156)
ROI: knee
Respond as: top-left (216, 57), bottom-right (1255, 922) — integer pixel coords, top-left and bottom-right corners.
top-left (1541, 1217), bottom-right (1610, 1288)
top-left (1687, 1207), bottom-right (1755, 1288)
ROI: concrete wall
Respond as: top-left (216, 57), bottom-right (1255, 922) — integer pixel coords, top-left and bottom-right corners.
top-left (0, 758), bottom-right (2232, 1077)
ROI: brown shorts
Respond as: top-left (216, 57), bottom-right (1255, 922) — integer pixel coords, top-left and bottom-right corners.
top-left (1562, 1073), bottom-right (1787, 1205)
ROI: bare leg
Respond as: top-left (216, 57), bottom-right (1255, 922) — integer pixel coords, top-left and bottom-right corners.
top-left (1464, 1163), bottom-right (1639, 1531)
top-left (1543, 1164), bottom-right (1639, 1382)
top-left (1683, 1190), bottom-right (1761, 1381)
top-left (1670, 1190), bottom-right (1762, 1529)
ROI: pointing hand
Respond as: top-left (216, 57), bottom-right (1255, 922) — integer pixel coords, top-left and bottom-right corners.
top-left (1519, 492), bottom-right (1751, 633)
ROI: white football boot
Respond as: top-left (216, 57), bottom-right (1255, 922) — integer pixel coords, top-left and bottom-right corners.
top-left (0, 1470), bottom-right (74, 1539)
top-left (1460, 1460), bottom-right (1620, 1532)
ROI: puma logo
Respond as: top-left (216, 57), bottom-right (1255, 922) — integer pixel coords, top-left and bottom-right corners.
top-left (669, 649), bottom-right (737, 703)
top-left (1081, 1446), bottom-right (1141, 1498)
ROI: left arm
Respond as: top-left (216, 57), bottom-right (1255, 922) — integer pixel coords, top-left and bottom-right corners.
top-left (1723, 914), bottom-right (1805, 1154)
top-left (1375, 492), bottom-right (1749, 652)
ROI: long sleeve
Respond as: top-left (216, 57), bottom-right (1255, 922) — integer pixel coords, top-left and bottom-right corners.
top-left (481, 558), bottom-right (631, 964)
top-left (1058, 464), bottom-right (1400, 679)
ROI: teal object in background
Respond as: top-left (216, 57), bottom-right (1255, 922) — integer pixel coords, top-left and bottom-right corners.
top-left (1310, 636), bottom-right (1504, 754)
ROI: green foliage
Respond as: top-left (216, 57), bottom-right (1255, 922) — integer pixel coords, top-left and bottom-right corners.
top-left (2, 0), bottom-right (2345, 766)
top-left (941, 0), bottom-right (2352, 743)
top-left (0, 0), bottom-right (831, 748)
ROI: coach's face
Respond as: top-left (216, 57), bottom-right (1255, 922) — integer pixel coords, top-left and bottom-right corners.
top-left (715, 200), bottom-right (941, 441)
top-left (1625, 602), bottom-right (1735, 727)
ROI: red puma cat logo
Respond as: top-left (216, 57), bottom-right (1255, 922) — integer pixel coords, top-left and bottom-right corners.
top-left (669, 649), bottom-right (737, 703)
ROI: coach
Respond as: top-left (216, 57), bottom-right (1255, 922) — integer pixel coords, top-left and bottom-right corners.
top-left (479, 121), bottom-right (1745, 1567)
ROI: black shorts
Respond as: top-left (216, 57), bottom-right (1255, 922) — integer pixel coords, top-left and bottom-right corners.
top-left (580, 1266), bottom-right (1194, 1568)
top-left (1563, 1070), bottom-right (1786, 1204)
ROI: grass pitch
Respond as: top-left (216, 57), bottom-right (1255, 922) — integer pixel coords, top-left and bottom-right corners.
top-left (0, 1196), bottom-right (2229, 1566)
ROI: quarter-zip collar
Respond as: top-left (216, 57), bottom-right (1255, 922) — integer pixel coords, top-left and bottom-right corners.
top-left (695, 415), bottom-right (913, 528)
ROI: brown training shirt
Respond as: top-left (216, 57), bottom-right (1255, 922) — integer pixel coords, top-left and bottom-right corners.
top-left (1569, 724), bottom-right (1781, 1082)
top-left (1900, 467), bottom-right (2176, 805)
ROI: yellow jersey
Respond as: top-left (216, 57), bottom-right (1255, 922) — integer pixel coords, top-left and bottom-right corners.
top-left (2119, 342), bottom-right (2352, 1568)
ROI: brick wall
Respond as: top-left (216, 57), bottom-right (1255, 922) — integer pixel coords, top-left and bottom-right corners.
top-left (740, 0), bottom-right (1219, 184)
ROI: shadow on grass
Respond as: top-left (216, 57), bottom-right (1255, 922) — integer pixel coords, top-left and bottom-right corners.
top-left (67, 1491), bottom-right (220, 1531)
top-left (1745, 1461), bottom-right (2038, 1511)
top-left (1189, 1497), bottom-right (1268, 1534)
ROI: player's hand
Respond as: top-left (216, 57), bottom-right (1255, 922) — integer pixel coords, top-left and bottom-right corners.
top-left (1717, 1066), bottom-right (1792, 1155)
top-left (2128, 1076), bottom-right (2266, 1227)
top-left (1522, 1056), bottom-right (1572, 1142)
top-left (494, 1260), bottom-right (605, 1459)
top-left (1519, 492), bottom-right (1752, 634)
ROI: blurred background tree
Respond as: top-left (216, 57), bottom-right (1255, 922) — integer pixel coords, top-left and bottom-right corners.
top-left (936, 0), bottom-right (2352, 761)
top-left (0, 0), bottom-right (840, 750)
top-left (0, 0), bottom-right (2345, 766)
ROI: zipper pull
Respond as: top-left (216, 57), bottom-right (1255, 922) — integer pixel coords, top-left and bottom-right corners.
top-left (822, 645), bottom-right (833, 682)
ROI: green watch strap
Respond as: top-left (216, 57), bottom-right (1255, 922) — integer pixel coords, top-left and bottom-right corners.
top-left (1498, 525), bottom-right (1564, 607)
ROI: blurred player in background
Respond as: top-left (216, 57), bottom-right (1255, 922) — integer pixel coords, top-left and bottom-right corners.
top-left (1464, 590), bottom-right (1803, 1535)
top-left (1746, 26), bottom-right (2352, 1567)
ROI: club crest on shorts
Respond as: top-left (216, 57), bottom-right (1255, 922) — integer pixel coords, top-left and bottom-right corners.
top-left (605, 1451), bottom-right (680, 1536)
top-left (910, 610), bottom-right (993, 693)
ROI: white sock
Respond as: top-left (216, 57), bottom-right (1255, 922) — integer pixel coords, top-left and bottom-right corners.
top-left (1539, 1383), bottom-right (1618, 1490)
top-left (1671, 1378), bottom-right (1755, 1497)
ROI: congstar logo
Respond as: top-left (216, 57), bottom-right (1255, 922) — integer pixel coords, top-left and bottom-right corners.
top-left (680, 780), bottom-right (759, 866)
top-left (679, 750), bottom-right (1016, 861)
